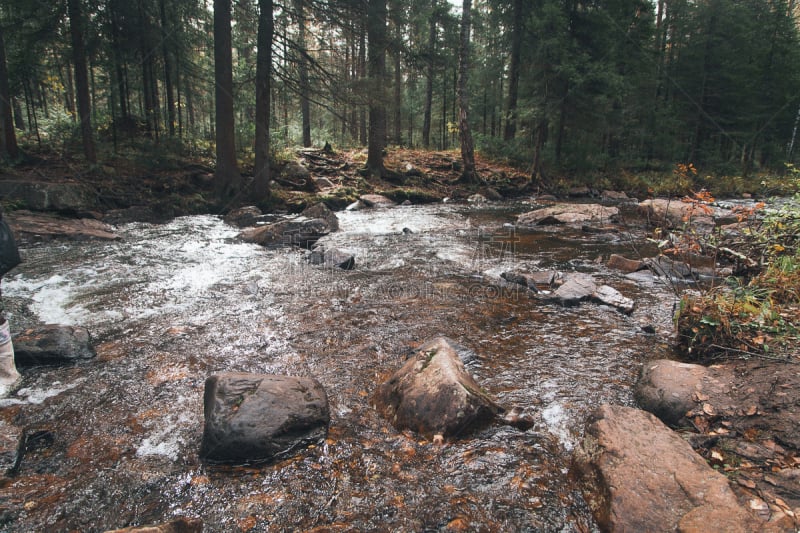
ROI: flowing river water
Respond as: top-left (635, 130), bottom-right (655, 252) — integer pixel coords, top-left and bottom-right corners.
top-left (1, 201), bottom-right (679, 532)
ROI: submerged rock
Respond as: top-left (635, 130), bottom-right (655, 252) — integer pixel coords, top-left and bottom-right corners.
top-left (573, 404), bottom-right (763, 533)
top-left (500, 270), bottom-right (558, 291)
top-left (104, 517), bottom-right (203, 533)
top-left (517, 204), bottom-right (618, 226)
top-left (308, 247), bottom-right (355, 270)
top-left (13, 325), bottom-right (96, 365)
top-left (371, 337), bottom-right (503, 440)
top-left (200, 373), bottom-right (330, 465)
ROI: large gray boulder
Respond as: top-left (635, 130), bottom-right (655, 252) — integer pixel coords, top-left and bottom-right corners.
top-left (371, 337), bottom-right (503, 440)
top-left (13, 325), bottom-right (96, 365)
top-left (200, 373), bottom-right (330, 465)
top-left (517, 204), bottom-right (618, 226)
top-left (573, 404), bottom-right (764, 532)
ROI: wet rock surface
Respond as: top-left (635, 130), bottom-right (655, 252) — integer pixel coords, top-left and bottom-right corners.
top-left (517, 203), bottom-right (619, 226)
top-left (0, 419), bottom-right (24, 477)
top-left (636, 359), bottom-right (800, 527)
top-left (371, 337), bottom-right (503, 439)
top-left (13, 325), bottom-right (96, 365)
top-left (200, 372), bottom-right (330, 465)
top-left (104, 517), bottom-right (203, 533)
top-left (239, 203), bottom-right (338, 248)
top-left (308, 247), bottom-right (355, 270)
top-left (7, 211), bottom-right (118, 241)
top-left (574, 404), bottom-right (764, 532)
top-left (0, 203), bottom-right (738, 531)
top-left (637, 358), bottom-right (800, 451)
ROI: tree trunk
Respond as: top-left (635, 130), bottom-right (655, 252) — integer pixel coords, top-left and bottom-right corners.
top-left (13, 98), bottom-right (24, 131)
top-left (214, 0), bottom-right (241, 201)
top-left (295, 0), bottom-right (312, 147)
top-left (253, 0), bottom-right (273, 201)
top-left (366, 0), bottom-right (387, 177)
top-left (457, 0), bottom-right (477, 184)
top-left (0, 25), bottom-right (18, 160)
top-left (422, 14), bottom-right (436, 148)
top-left (503, 0), bottom-right (522, 141)
top-left (68, 0), bottom-right (97, 163)
top-left (159, 0), bottom-right (176, 136)
top-left (358, 23), bottom-right (367, 146)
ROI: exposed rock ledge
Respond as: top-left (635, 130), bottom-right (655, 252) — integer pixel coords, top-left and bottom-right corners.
top-left (7, 211), bottom-right (118, 241)
top-left (573, 404), bottom-right (769, 532)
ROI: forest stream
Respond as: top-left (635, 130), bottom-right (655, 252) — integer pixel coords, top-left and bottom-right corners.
top-left (0, 201), bottom-right (679, 532)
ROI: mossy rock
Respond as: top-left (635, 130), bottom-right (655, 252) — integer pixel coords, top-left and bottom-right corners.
top-left (379, 188), bottom-right (443, 205)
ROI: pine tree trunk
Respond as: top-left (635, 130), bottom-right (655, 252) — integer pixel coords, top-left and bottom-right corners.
top-left (214, 0), bottom-right (241, 201)
top-left (253, 0), bottom-right (273, 201)
top-left (68, 0), bottom-right (96, 163)
top-left (366, 0), bottom-right (387, 177)
top-left (159, 0), bottom-right (176, 136)
top-left (422, 14), bottom-right (436, 149)
top-left (295, 0), bottom-right (312, 147)
top-left (503, 0), bottom-right (522, 141)
top-left (457, 0), bottom-right (477, 184)
top-left (0, 26), bottom-right (18, 160)
top-left (358, 24), bottom-right (367, 146)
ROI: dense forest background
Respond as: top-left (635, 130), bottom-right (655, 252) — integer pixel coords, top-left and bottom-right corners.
top-left (1, 0), bottom-right (799, 200)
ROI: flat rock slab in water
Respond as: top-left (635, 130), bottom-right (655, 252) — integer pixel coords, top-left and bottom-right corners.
top-left (104, 517), bottom-right (203, 533)
top-left (7, 211), bottom-right (118, 241)
top-left (371, 337), bottom-right (502, 440)
top-left (200, 373), bottom-right (330, 465)
top-left (573, 404), bottom-right (764, 532)
top-left (549, 273), bottom-right (635, 314)
top-left (517, 203), bottom-right (619, 226)
top-left (13, 325), bottom-right (96, 365)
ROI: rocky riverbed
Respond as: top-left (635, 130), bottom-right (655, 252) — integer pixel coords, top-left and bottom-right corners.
top-left (0, 197), bottom-right (797, 531)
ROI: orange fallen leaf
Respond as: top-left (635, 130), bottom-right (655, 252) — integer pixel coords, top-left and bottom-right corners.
top-left (745, 405), bottom-right (758, 416)
top-left (702, 403), bottom-right (716, 416)
top-left (692, 391), bottom-right (710, 402)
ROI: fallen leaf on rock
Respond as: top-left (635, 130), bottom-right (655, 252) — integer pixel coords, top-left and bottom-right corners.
top-left (737, 477), bottom-right (757, 489)
top-left (750, 498), bottom-right (769, 512)
top-left (702, 403), bottom-right (716, 416)
top-left (744, 405), bottom-right (758, 416)
top-left (693, 391), bottom-right (710, 402)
